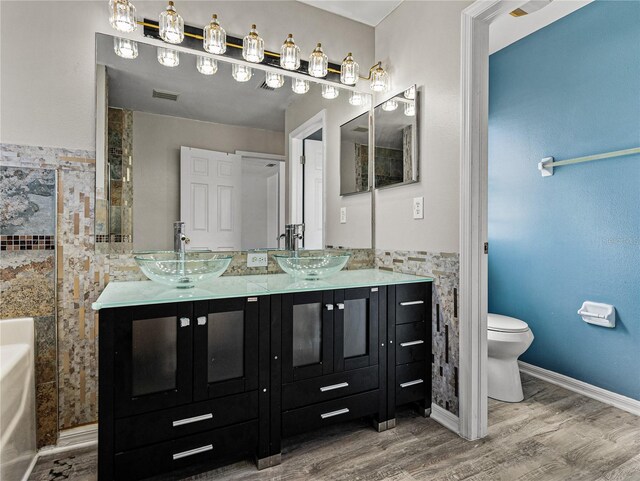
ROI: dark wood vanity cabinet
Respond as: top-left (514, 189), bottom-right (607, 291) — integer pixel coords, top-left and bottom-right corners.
top-left (99, 297), bottom-right (270, 481)
top-left (98, 281), bottom-right (432, 480)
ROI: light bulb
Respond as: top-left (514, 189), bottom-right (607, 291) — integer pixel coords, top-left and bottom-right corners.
top-left (292, 78), bottom-right (309, 94)
top-left (404, 101), bottom-right (416, 117)
top-left (265, 72), bottom-right (285, 89)
top-left (340, 53), bottom-right (359, 85)
top-left (382, 99), bottom-right (398, 111)
top-left (157, 47), bottom-right (179, 67)
top-left (370, 63), bottom-right (389, 92)
top-left (159, 1), bottom-right (184, 44)
top-left (349, 91), bottom-right (365, 106)
top-left (308, 43), bottom-right (328, 78)
top-left (197, 56), bottom-right (217, 75)
top-left (203, 14), bottom-right (226, 55)
top-left (321, 84), bottom-right (339, 100)
top-left (109, 0), bottom-right (137, 33)
top-left (232, 64), bottom-right (253, 82)
top-left (114, 37), bottom-right (138, 59)
top-left (280, 34), bottom-right (300, 70)
top-left (404, 85), bottom-right (415, 100)
top-left (243, 24), bottom-right (264, 63)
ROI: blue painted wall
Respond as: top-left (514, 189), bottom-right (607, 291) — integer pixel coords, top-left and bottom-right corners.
top-left (488, 0), bottom-right (640, 400)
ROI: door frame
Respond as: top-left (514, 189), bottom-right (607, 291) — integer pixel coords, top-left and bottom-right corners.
top-left (288, 110), bottom-right (327, 246)
top-left (458, 0), bottom-right (528, 440)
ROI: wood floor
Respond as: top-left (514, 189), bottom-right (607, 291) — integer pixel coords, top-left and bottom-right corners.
top-left (29, 374), bottom-right (640, 481)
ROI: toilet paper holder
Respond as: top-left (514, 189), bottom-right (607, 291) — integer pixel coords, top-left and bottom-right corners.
top-left (578, 301), bottom-right (615, 328)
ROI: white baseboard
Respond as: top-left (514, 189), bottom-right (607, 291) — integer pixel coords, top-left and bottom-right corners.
top-left (519, 361), bottom-right (640, 416)
top-left (430, 403), bottom-right (460, 434)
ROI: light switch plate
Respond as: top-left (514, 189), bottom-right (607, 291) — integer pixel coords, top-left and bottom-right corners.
top-left (413, 197), bottom-right (424, 219)
top-left (247, 252), bottom-right (268, 267)
top-left (340, 207), bottom-right (347, 224)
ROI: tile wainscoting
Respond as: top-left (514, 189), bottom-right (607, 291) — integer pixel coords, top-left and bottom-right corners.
top-left (376, 250), bottom-right (460, 416)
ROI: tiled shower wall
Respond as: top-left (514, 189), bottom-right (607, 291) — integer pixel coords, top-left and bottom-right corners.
top-left (377, 250), bottom-right (460, 416)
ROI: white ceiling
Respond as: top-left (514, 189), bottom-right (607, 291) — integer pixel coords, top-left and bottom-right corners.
top-left (490, 0), bottom-right (594, 54)
top-left (297, 0), bottom-right (403, 27)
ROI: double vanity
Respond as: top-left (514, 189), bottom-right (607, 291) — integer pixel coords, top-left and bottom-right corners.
top-left (94, 268), bottom-right (433, 480)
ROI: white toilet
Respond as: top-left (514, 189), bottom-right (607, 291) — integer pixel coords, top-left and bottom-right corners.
top-left (487, 313), bottom-right (534, 402)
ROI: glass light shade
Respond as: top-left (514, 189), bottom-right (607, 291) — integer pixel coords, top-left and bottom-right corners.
top-left (159, 1), bottom-right (184, 44)
top-left (157, 47), bottom-right (179, 67)
top-left (349, 91), bottom-right (365, 106)
top-left (232, 64), bottom-right (253, 82)
top-left (114, 37), bottom-right (138, 59)
top-left (308, 43), bottom-right (328, 78)
top-left (404, 101), bottom-right (416, 117)
top-left (280, 34), bottom-right (300, 70)
top-left (292, 78), bottom-right (309, 94)
top-left (382, 99), bottom-right (398, 111)
top-left (203, 14), bottom-right (226, 54)
top-left (197, 56), bottom-right (217, 75)
top-left (370, 64), bottom-right (389, 92)
top-left (243, 24), bottom-right (264, 63)
top-left (321, 84), bottom-right (339, 100)
top-left (340, 53), bottom-right (359, 85)
top-left (109, 0), bottom-right (136, 33)
top-left (265, 72), bottom-right (285, 89)
top-left (404, 85), bottom-right (416, 100)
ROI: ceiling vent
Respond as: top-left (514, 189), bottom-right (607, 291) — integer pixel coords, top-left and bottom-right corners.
top-left (258, 81), bottom-right (276, 91)
top-left (152, 89), bottom-right (179, 101)
top-left (352, 126), bottom-right (368, 133)
top-left (265, 163), bottom-right (276, 168)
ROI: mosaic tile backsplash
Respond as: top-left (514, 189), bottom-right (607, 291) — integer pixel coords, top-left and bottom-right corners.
top-left (377, 249), bottom-right (460, 416)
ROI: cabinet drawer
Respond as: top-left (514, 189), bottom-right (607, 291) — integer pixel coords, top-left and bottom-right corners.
top-left (282, 390), bottom-right (379, 437)
top-left (396, 322), bottom-right (426, 365)
top-left (115, 391), bottom-right (258, 451)
top-left (395, 284), bottom-right (427, 325)
top-left (114, 420), bottom-right (258, 481)
top-left (282, 365), bottom-right (378, 411)
top-left (396, 362), bottom-right (427, 406)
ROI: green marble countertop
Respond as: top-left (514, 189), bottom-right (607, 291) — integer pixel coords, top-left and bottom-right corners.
top-left (92, 269), bottom-right (433, 310)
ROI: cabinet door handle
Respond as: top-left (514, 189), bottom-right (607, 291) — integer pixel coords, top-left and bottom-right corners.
top-left (172, 413), bottom-right (213, 427)
top-left (399, 300), bottom-right (424, 306)
top-left (325, 304), bottom-right (334, 311)
top-left (179, 317), bottom-right (190, 327)
top-left (400, 379), bottom-right (424, 388)
top-left (197, 316), bottom-right (207, 326)
top-left (320, 382), bottom-right (349, 392)
top-left (172, 444), bottom-right (213, 460)
top-left (336, 303), bottom-right (345, 310)
top-left (320, 407), bottom-right (350, 419)
top-left (400, 340), bottom-right (424, 347)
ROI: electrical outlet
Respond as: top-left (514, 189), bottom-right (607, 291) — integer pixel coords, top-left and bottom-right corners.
top-left (340, 207), bottom-right (347, 224)
top-left (413, 197), bottom-right (424, 219)
top-left (247, 252), bottom-right (268, 267)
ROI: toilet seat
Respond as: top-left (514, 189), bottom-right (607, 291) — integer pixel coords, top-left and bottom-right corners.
top-left (488, 314), bottom-right (529, 333)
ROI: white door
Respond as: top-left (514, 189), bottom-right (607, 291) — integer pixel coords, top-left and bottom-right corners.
top-left (303, 139), bottom-right (323, 249)
top-left (180, 146), bottom-right (242, 251)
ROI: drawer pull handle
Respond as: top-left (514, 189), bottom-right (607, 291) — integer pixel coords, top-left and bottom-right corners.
top-left (400, 379), bottom-right (424, 388)
top-left (400, 340), bottom-right (424, 347)
top-left (197, 316), bottom-right (207, 326)
top-left (320, 382), bottom-right (349, 392)
top-left (320, 408), bottom-right (350, 419)
top-left (172, 444), bottom-right (213, 460)
top-left (326, 304), bottom-right (334, 311)
top-left (400, 300), bottom-right (424, 306)
top-left (172, 413), bottom-right (213, 427)
top-left (179, 317), bottom-right (190, 327)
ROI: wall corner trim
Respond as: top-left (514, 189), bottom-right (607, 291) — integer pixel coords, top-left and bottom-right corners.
top-left (519, 362), bottom-right (640, 416)
top-left (431, 403), bottom-right (461, 434)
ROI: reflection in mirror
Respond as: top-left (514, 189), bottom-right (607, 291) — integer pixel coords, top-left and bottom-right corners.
top-left (95, 33), bottom-right (373, 254)
top-left (373, 85), bottom-right (418, 189)
top-left (340, 112), bottom-right (370, 195)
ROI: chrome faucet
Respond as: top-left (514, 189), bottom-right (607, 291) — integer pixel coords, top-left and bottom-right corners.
top-left (279, 223), bottom-right (304, 251)
top-left (173, 221), bottom-right (190, 253)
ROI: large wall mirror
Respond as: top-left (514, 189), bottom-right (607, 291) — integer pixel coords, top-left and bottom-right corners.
top-left (95, 33), bottom-right (373, 254)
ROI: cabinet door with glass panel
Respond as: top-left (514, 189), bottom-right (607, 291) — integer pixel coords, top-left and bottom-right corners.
top-left (281, 288), bottom-right (378, 382)
top-left (193, 297), bottom-right (261, 400)
top-left (113, 303), bottom-right (194, 418)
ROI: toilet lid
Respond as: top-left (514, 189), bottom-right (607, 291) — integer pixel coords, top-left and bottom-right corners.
top-left (488, 314), bottom-right (529, 333)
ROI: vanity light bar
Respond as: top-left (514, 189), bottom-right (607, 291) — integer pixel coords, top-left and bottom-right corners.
top-left (141, 19), bottom-right (344, 81)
